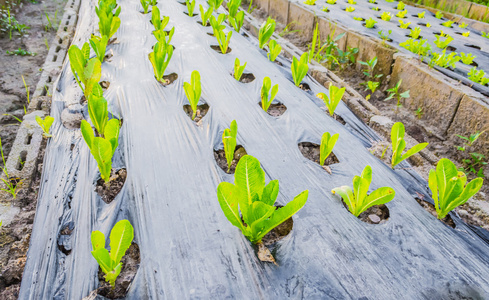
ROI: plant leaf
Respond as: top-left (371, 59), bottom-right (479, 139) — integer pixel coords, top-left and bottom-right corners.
top-left (109, 219), bottom-right (134, 265)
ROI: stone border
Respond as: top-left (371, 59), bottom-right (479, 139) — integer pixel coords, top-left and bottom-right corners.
top-left (0, 0), bottom-right (81, 221)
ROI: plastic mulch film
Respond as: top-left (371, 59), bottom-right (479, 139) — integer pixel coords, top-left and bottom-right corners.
top-left (19, 0), bottom-right (489, 298)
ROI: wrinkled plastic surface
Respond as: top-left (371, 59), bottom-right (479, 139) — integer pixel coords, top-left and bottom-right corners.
top-left (20, 0), bottom-right (489, 298)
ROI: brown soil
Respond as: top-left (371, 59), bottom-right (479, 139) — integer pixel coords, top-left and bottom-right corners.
top-left (95, 168), bottom-right (127, 204)
top-left (298, 142), bottom-right (340, 167)
top-left (258, 101), bottom-right (287, 117)
top-left (415, 197), bottom-right (455, 228)
top-left (210, 45), bottom-right (232, 54)
top-left (183, 103), bottom-right (209, 123)
top-left (157, 73), bottom-right (178, 86)
top-left (338, 193), bottom-right (390, 224)
top-left (230, 71), bottom-right (255, 83)
top-left (214, 145), bottom-right (247, 174)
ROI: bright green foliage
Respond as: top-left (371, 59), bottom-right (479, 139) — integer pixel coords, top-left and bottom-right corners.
top-left (0, 137), bottom-right (21, 199)
top-left (186, 0), bottom-right (196, 16)
top-left (332, 165), bottom-right (395, 217)
top-left (371, 6), bottom-right (379, 11)
top-left (429, 50), bottom-right (460, 69)
top-left (426, 22), bottom-right (431, 27)
top-left (140, 0), bottom-right (150, 13)
top-left (326, 0), bottom-right (336, 4)
top-left (149, 41), bottom-right (174, 82)
top-left (459, 22), bottom-right (468, 28)
top-left (359, 57), bottom-right (382, 80)
top-left (217, 155), bottom-right (308, 244)
top-left (435, 11), bottom-right (443, 19)
top-left (228, 11), bottom-right (244, 32)
top-left (396, 9), bottom-right (407, 18)
top-left (184, 71), bottom-right (202, 120)
top-left (234, 58), bottom-right (246, 81)
top-left (345, 6), bottom-right (355, 12)
top-left (6, 48), bottom-right (36, 56)
top-left (304, 0), bottom-right (316, 5)
top-left (462, 31), bottom-right (470, 37)
top-left (258, 17), bottom-right (276, 49)
top-left (207, 0), bottom-right (224, 11)
top-left (215, 29), bottom-right (232, 54)
top-left (35, 115), bottom-right (54, 138)
top-left (81, 118), bottom-right (120, 183)
top-left (199, 5), bottom-right (213, 26)
top-left (398, 20), bottom-right (411, 29)
top-left (369, 0), bottom-right (377, 3)
top-left (209, 14), bottom-right (226, 34)
top-left (482, 31), bottom-right (489, 38)
top-left (385, 79), bottom-right (410, 106)
top-left (308, 23), bottom-right (326, 63)
top-left (397, 1), bottom-right (405, 10)
top-left (408, 27), bottom-right (421, 39)
top-left (291, 53), bottom-right (309, 87)
top-left (390, 122), bottom-right (428, 168)
top-left (365, 18), bottom-right (377, 28)
top-left (316, 83), bottom-right (345, 117)
top-left (68, 43), bottom-right (102, 99)
top-left (223, 120), bottom-right (238, 173)
top-left (91, 220), bottom-right (134, 287)
top-left (227, 0), bottom-right (241, 17)
top-left (353, 17), bottom-right (364, 21)
top-left (260, 77), bottom-right (279, 112)
top-left (399, 39), bottom-right (431, 57)
top-left (429, 158), bottom-right (483, 219)
top-left (149, 0), bottom-right (157, 5)
top-left (441, 20), bottom-right (454, 27)
top-left (456, 131), bottom-right (484, 152)
top-left (87, 93), bottom-right (110, 136)
top-left (418, 11), bottom-right (425, 18)
top-left (320, 132), bottom-right (339, 166)
top-left (154, 27), bottom-right (174, 44)
top-left (378, 30), bottom-right (392, 45)
top-left (364, 81), bottom-right (379, 101)
top-left (468, 67), bottom-right (489, 86)
top-left (96, 2), bottom-right (121, 38)
top-left (267, 40), bottom-right (281, 62)
top-left (151, 6), bottom-right (169, 31)
top-left (89, 35), bottom-right (109, 63)
top-left (380, 11), bottom-right (392, 21)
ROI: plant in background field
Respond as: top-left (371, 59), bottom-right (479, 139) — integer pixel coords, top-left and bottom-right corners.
top-left (345, 6), bottom-right (355, 12)
top-left (91, 220), bottom-right (134, 287)
top-left (90, 35), bottom-right (109, 63)
top-left (441, 20), bottom-right (454, 27)
top-left (316, 83), bottom-right (345, 117)
top-left (396, 1), bottom-right (405, 10)
top-left (337, 46), bottom-right (358, 67)
top-left (398, 20), bottom-right (411, 29)
top-left (371, 7), bottom-right (380, 11)
top-left (429, 50), bottom-right (460, 69)
top-left (456, 131), bottom-right (484, 152)
top-left (482, 31), bottom-right (489, 38)
top-left (151, 6), bottom-right (169, 31)
top-left (385, 79), bottom-right (410, 106)
top-left (68, 43), bottom-right (102, 99)
top-left (462, 31), bottom-right (470, 37)
top-left (0, 9), bottom-right (29, 40)
top-left (259, 17), bottom-right (276, 49)
top-left (36, 116), bottom-right (54, 138)
top-left (268, 40), bottom-right (281, 61)
top-left (364, 81), bottom-right (379, 101)
top-left (418, 11), bottom-right (425, 18)
top-left (353, 17), bottom-right (364, 21)
top-left (96, 4), bottom-right (121, 39)
top-left (415, 107), bottom-right (423, 119)
top-left (460, 153), bottom-right (487, 178)
top-left (234, 58), bottom-right (246, 81)
top-left (320, 132), bottom-right (339, 166)
top-left (426, 22), bottom-right (431, 27)
top-left (459, 22), bottom-right (468, 28)
top-left (378, 30), bottom-right (392, 45)
top-left (369, 0), bottom-right (377, 3)
top-left (229, 11), bottom-right (244, 33)
top-left (396, 9), bottom-right (407, 18)
top-left (400, 39), bottom-right (431, 57)
top-left (332, 165), bottom-right (395, 217)
top-left (184, 70), bottom-right (202, 120)
top-left (322, 6), bottom-right (330, 12)
top-left (468, 67), bottom-right (489, 86)
top-left (227, 0), bottom-right (241, 17)
top-left (291, 53), bottom-right (309, 86)
top-left (365, 18), bottom-right (377, 28)
top-left (140, 0), bottom-right (150, 13)
top-left (304, 0), bottom-right (316, 5)
top-left (223, 120), bottom-right (237, 173)
top-left (326, 0), bottom-right (336, 4)
top-left (186, 0), bottom-right (196, 16)
top-left (434, 34), bottom-right (453, 49)
top-left (199, 5), bottom-right (213, 26)
top-left (207, 0), bottom-right (224, 11)
top-left (215, 28), bottom-right (232, 54)
top-left (390, 122), bottom-right (428, 168)
top-left (0, 137), bottom-right (21, 199)
top-left (217, 155), bottom-right (308, 244)
top-left (359, 57), bottom-right (382, 81)
top-left (380, 12), bottom-right (392, 21)
top-left (347, 0), bottom-right (356, 4)
top-left (149, 41), bottom-right (174, 83)
top-left (435, 11), bottom-right (443, 19)
top-left (260, 77), bottom-right (279, 112)
top-left (429, 158), bottom-right (483, 219)
top-left (409, 27), bottom-right (421, 39)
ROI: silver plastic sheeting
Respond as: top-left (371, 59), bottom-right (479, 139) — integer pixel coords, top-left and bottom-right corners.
top-left (19, 0), bottom-right (489, 298)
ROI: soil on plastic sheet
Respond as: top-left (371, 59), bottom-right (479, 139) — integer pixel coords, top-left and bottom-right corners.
top-left (183, 103), bottom-right (209, 123)
top-left (0, 0), bottom-right (67, 166)
top-left (259, 102), bottom-right (287, 117)
top-left (96, 168), bottom-right (127, 204)
top-left (299, 142), bottom-right (340, 173)
top-left (257, 212), bottom-right (294, 264)
top-left (214, 145), bottom-right (247, 174)
top-left (415, 197), bottom-right (456, 228)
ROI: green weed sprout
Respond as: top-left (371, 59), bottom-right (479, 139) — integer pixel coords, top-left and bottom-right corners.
top-left (326, 0), bottom-right (336, 4)
top-left (409, 27), bottom-right (421, 39)
top-left (365, 18), bottom-right (377, 28)
top-left (215, 29), bottom-right (232, 54)
top-left (396, 1), bottom-right (405, 10)
top-left (259, 17), bottom-right (276, 49)
top-left (396, 9), bottom-right (407, 18)
top-left (36, 115), bottom-right (54, 138)
top-left (364, 81), bottom-right (379, 101)
top-left (320, 132), bottom-right (339, 166)
top-left (6, 48), bottom-right (36, 56)
top-left (261, 77), bottom-right (279, 112)
top-left (68, 43), bottom-right (102, 99)
top-left (90, 35), bottom-right (109, 63)
top-left (441, 20), bottom-right (454, 27)
top-left (184, 70), bottom-right (202, 120)
top-left (390, 122), bottom-right (428, 168)
top-left (209, 14), bottom-right (226, 35)
top-left (345, 6), bottom-right (355, 12)
top-left (459, 22), bottom-right (468, 29)
top-left (468, 67), bottom-right (489, 86)
top-left (434, 35), bottom-right (452, 49)
top-left (268, 40), bottom-right (281, 62)
top-left (304, 0), bottom-right (316, 5)
top-left (359, 57), bottom-right (382, 80)
top-left (199, 5), bottom-right (213, 26)
top-left (97, 3), bottom-right (121, 38)
top-left (380, 12), bottom-right (392, 21)
top-left (234, 58), bottom-right (246, 81)
top-left (369, 0), bottom-right (377, 3)
top-left (228, 11), bottom-right (244, 32)
top-left (316, 83), bottom-right (345, 117)
top-left (217, 155), bottom-right (308, 244)
top-left (385, 79), bottom-right (410, 106)
top-left (223, 120), bottom-right (237, 173)
top-left (429, 50), bottom-right (460, 69)
top-left (429, 158), bottom-right (483, 219)
top-left (435, 11), bottom-right (443, 19)
top-left (418, 11), bottom-right (425, 18)
top-left (459, 52), bottom-right (475, 65)
top-left (332, 165), bottom-right (395, 217)
top-left (0, 137), bottom-right (21, 199)
top-left (91, 219), bottom-right (134, 287)
top-left (149, 41), bottom-right (174, 83)
top-left (151, 6), bottom-right (169, 31)
top-left (398, 20), bottom-right (411, 29)
top-left (186, 0), bottom-right (196, 16)
top-left (456, 131), bottom-right (484, 152)
top-left (140, 0), bottom-right (150, 13)
top-left (291, 53), bottom-right (309, 86)
top-left (399, 39), bottom-right (431, 57)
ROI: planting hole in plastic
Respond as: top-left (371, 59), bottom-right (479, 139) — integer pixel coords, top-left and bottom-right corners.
top-left (214, 145), bottom-right (247, 174)
top-left (210, 45), bottom-right (232, 54)
top-left (156, 72), bottom-right (178, 86)
top-left (258, 101), bottom-right (287, 117)
top-left (183, 103), bottom-right (209, 123)
top-left (95, 168), bottom-right (127, 204)
top-left (298, 142), bottom-right (340, 170)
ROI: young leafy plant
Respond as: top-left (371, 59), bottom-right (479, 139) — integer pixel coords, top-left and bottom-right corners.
top-left (365, 18), bottom-right (377, 29)
top-left (291, 53), bottom-right (309, 87)
top-left (215, 28), bottom-right (232, 54)
top-left (429, 158), bottom-right (483, 219)
top-left (385, 79), bottom-right (410, 106)
top-left (359, 57), bottom-right (382, 80)
top-left (409, 27), bottom-right (421, 39)
top-left (260, 76), bottom-right (279, 112)
top-left (199, 5), bottom-right (213, 26)
top-left (396, 1), bottom-right (405, 9)
top-left (332, 165), bottom-right (395, 217)
top-left (399, 38), bottom-right (431, 57)
top-left (91, 219), bottom-right (134, 287)
top-left (441, 20), bottom-right (454, 27)
top-left (222, 120), bottom-right (237, 173)
top-left (398, 20), bottom-right (411, 29)
top-left (228, 11), bottom-right (244, 32)
top-left (87, 91), bottom-right (110, 136)
top-left (186, 0), bottom-right (196, 16)
top-left (207, 0), bottom-right (224, 11)
top-left (234, 58), bottom-right (246, 81)
top-left (320, 132), bottom-right (339, 166)
top-left (396, 9), bottom-right (407, 18)
top-left (462, 31), bottom-right (470, 37)
top-left (435, 11), bottom-right (443, 19)
top-left (209, 13), bottom-right (226, 33)
top-left (364, 81), bottom-right (379, 101)
top-left (259, 17), bottom-right (276, 49)
top-left (304, 0), bottom-right (316, 5)
top-left (184, 70), bottom-right (202, 120)
top-left (227, 0), bottom-right (241, 17)
top-left (216, 155), bottom-right (308, 244)
top-left (154, 27), bottom-right (174, 44)
top-left (0, 137), bottom-right (21, 199)
top-left (268, 40), bottom-right (281, 62)
top-left (90, 35), bottom-right (109, 63)
top-left (326, 0), bottom-right (336, 4)
top-left (151, 6), bottom-right (169, 31)
top-left (468, 67), bottom-right (489, 86)
top-left (380, 11), bottom-right (392, 21)
top-left (418, 11), bottom-right (425, 18)
top-left (345, 6), bottom-right (355, 12)
top-left (316, 83), bottom-right (345, 117)
top-left (149, 41), bottom-right (174, 83)
top-left (68, 43), bottom-right (102, 99)
top-left (390, 122), bottom-right (428, 168)
top-left (36, 115), bottom-right (54, 138)
top-left (97, 4), bottom-right (121, 38)
top-left (378, 30), bottom-right (392, 45)
top-left (140, 0), bottom-right (150, 13)
top-left (456, 131), bottom-right (484, 152)
top-left (429, 50), bottom-right (460, 69)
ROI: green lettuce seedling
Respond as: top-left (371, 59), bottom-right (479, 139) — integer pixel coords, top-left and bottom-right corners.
top-left (398, 20), bottom-right (411, 29)
top-left (207, 0), bottom-right (224, 10)
top-left (418, 11), bottom-right (425, 18)
top-left (434, 34), bottom-right (453, 49)
top-left (228, 11), bottom-right (244, 33)
top-left (429, 158), bottom-right (483, 219)
top-left (267, 40), bottom-right (281, 62)
top-left (441, 20), bottom-right (454, 27)
top-left (184, 70), bottom-right (202, 120)
top-left (91, 219), bottom-right (134, 287)
top-left (462, 31), bottom-right (470, 37)
top-left (209, 14), bottom-right (226, 34)
top-left (365, 18), bottom-right (377, 28)
top-left (36, 115), bottom-right (54, 138)
top-left (409, 27), bottom-right (421, 39)
top-left (217, 155), bottom-right (308, 244)
top-left (89, 35), bottom-right (109, 63)
top-left (154, 27), bottom-right (174, 44)
top-left (332, 165), bottom-right (395, 217)
top-left (435, 11), bottom-right (443, 19)
top-left (223, 120), bottom-right (238, 172)
top-left (390, 122), bottom-right (428, 168)
top-left (359, 57), bottom-right (382, 80)
top-left (227, 0), bottom-right (241, 17)
top-left (326, 0), bottom-right (336, 4)
top-left (68, 43), bottom-right (102, 99)
top-left (151, 6), bottom-right (169, 31)
top-left (320, 132), bottom-right (339, 166)
top-left (304, 0), bottom-right (316, 5)
top-left (396, 9), bottom-right (407, 18)
top-left (215, 29), bottom-right (232, 54)
top-left (468, 67), bottom-right (489, 86)
top-left (186, 0), bottom-right (196, 16)
top-left (87, 92), bottom-right (111, 136)
top-left (380, 11), bottom-right (392, 21)
top-left (345, 6), bottom-right (355, 12)
top-left (258, 17), bottom-right (276, 49)
top-left (149, 41), bottom-right (174, 83)
top-left (429, 50), bottom-right (460, 69)
top-left (97, 4), bottom-right (121, 38)
top-left (399, 38), bottom-right (431, 57)
top-left (396, 1), bottom-right (405, 10)
top-left (316, 83), bottom-right (345, 117)
top-left (459, 22), bottom-right (468, 28)
top-left (291, 53), bottom-right (309, 87)
top-left (364, 81), bottom-right (379, 101)
top-left (260, 76), bottom-right (279, 112)
top-left (234, 57), bottom-right (246, 81)
top-left (199, 5), bottom-right (213, 26)
top-left (140, 0), bottom-right (150, 13)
